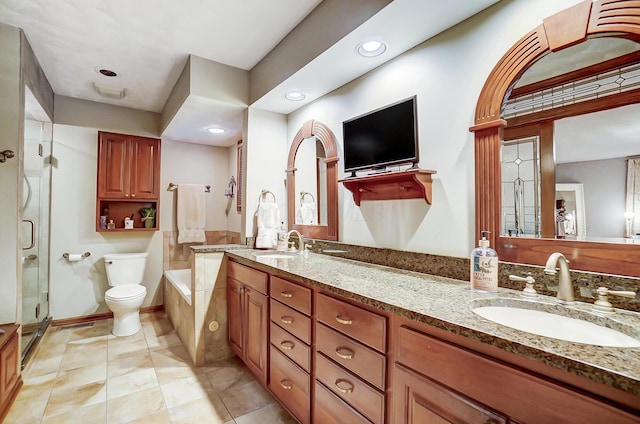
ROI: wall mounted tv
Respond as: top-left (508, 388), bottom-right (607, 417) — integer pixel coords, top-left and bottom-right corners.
top-left (343, 96), bottom-right (418, 176)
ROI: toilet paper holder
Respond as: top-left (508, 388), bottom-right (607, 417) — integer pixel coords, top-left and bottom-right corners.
top-left (62, 252), bottom-right (91, 260)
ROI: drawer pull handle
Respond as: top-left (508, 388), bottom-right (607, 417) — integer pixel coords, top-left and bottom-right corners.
top-left (280, 379), bottom-right (293, 390)
top-left (280, 340), bottom-right (295, 350)
top-left (280, 291), bottom-right (293, 298)
top-left (280, 316), bottom-right (294, 325)
top-left (335, 314), bottom-right (353, 325)
top-left (335, 346), bottom-right (355, 360)
top-left (334, 379), bottom-right (354, 394)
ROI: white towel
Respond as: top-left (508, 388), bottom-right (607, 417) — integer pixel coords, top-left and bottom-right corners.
top-left (296, 202), bottom-right (316, 225)
top-left (255, 201), bottom-right (280, 249)
top-left (177, 184), bottom-right (206, 244)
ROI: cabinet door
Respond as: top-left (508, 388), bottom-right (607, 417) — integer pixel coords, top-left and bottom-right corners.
top-left (227, 278), bottom-right (244, 358)
top-left (97, 132), bottom-right (130, 198)
top-left (0, 332), bottom-right (19, 408)
top-left (393, 364), bottom-right (506, 424)
top-left (129, 137), bottom-right (160, 199)
top-left (244, 287), bottom-right (269, 386)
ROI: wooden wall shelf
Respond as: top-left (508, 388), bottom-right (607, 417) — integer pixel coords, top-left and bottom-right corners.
top-left (340, 169), bottom-right (436, 206)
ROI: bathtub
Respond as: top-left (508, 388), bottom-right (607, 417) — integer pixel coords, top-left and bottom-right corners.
top-left (164, 269), bottom-right (192, 305)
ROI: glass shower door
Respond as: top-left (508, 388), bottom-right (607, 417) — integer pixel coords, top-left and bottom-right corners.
top-left (21, 107), bottom-right (52, 361)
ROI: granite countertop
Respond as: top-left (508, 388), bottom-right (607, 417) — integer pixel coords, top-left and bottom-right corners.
top-left (191, 244), bottom-right (248, 253)
top-left (225, 248), bottom-right (640, 399)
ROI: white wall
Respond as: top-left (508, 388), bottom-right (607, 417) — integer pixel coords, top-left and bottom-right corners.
top-left (243, 108), bottom-right (288, 239)
top-left (49, 125), bottom-right (234, 320)
top-left (281, 0), bottom-right (582, 258)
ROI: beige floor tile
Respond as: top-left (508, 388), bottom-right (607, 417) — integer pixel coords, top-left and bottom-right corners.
top-left (40, 401), bottom-right (106, 424)
top-left (107, 367), bottom-right (159, 400)
top-left (107, 330), bottom-right (148, 359)
top-left (43, 379), bottom-right (107, 418)
top-left (145, 331), bottom-right (183, 351)
top-left (149, 344), bottom-right (193, 368)
top-left (167, 394), bottom-right (233, 424)
top-left (68, 321), bottom-right (111, 341)
top-left (23, 353), bottom-right (63, 378)
top-left (203, 358), bottom-right (255, 392)
top-left (154, 364), bottom-right (204, 385)
top-left (3, 374), bottom-right (54, 424)
top-left (59, 336), bottom-right (108, 372)
top-left (234, 402), bottom-right (298, 424)
top-left (107, 349), bottom-right (153, 379)
top-left (124, 409), bottom-right (172, 424)
top-left (159, 372), bottom-right (215, 409)
top-left (106, 386), bottom-right (166, 424)
top-left (218, 379), bottom-right (275, 418)
top-left (53, 362), bottom-right (106, 389)
top-left (142, 316), bottom-right (174, 338)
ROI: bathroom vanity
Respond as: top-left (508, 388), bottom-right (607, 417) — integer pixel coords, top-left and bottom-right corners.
top-left (0, 324), bottom-right (21, 422)
top-left (225, 249), bottom-right (640, 423)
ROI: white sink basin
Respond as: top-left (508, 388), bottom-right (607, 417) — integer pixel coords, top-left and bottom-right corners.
top-left (473, 306), bottom-right (640, 347)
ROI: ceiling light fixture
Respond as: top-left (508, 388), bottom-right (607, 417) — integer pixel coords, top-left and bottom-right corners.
top-left (285, 91), bottom-right (305, 101)
top-left (208, 127), bottom-right (226, 134)
top-left (357, 40), bottom-right (387, 57)
top-left (99, 69), bottom-right (118, 77)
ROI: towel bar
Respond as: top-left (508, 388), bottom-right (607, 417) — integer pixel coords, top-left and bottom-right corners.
top-left (168, 182), bottom-right (211, 193)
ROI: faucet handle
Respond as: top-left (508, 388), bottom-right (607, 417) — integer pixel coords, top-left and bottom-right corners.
top-left (508, 275), bottom-right (537, 298)
top-left (593, 287), bottom-right (636, 314)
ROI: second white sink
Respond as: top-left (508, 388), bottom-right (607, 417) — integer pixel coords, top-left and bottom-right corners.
top-left (473, 306), bottom-right (640, 347)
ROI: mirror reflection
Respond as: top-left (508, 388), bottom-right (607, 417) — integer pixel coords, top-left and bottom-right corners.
top-left (294, 136), bottom-right (327, 226)
top-left (500, 37), bottom-right (640, 243)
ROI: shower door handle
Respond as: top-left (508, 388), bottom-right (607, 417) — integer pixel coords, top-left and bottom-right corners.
top-left (23, 219), bottom-right (35, 250)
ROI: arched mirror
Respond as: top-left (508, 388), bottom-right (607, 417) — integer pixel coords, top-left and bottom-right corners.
top-left (286, 120), bottom-right (339, 240)
top-left (471, 0), bottom-right (640, 277)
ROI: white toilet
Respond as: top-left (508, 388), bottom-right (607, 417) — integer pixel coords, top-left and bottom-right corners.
top-left (104, 252), bottom-right (148, 336)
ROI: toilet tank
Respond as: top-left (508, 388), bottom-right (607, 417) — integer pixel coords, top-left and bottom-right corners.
top-left (103, 252), bottom-right (149, 286)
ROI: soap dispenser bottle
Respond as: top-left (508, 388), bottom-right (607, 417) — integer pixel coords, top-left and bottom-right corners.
top-left (276, 222), bottom-right (288, 252)
top-left (470, 230), bottom-right (498, 292)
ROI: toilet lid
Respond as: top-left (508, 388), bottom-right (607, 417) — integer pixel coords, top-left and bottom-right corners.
top-left (106, 285), bottom-right (146, 300)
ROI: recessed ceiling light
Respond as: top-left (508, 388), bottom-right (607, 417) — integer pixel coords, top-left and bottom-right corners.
top-left (99, 69), bottom-right (118, 77)
top-left (208, 127), bottom-right (226, 134)
top-left (357, 40), bottom-right (387, 57)
top-left (285, 91), bottom-right (305, 101)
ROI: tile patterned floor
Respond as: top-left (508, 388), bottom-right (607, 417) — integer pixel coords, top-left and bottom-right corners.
top-left (5, 312), bottom-right (296, 424)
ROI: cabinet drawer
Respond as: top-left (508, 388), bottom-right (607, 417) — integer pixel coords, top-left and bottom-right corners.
top-left (228, 261), bottom-right (267, 294)
top-left (269, 346), bottom-right (310, 424)
top-left (316, 293), bottom-right (386, 352)
top-left (270, 299), bottom-right (311, 344)
top-left (315, 353), bottom-right (384, 424)
top-left (314, 381), bottom-right (372, 424)
top-left (270, 322), bottom-right (310, 372)
top-left (316, 323), bottom-right (385, 390)
top-left (270, 276), bottom-right (311, 315)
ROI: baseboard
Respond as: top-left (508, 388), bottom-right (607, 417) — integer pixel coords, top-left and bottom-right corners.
top-left (51, 305), bottom-right (165, 327)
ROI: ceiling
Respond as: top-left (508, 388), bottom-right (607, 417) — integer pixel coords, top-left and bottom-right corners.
top-left (1, 0), bottom-right (500, 147)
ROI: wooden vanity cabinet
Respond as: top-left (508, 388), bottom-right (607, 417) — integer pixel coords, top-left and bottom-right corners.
top-left (269, 276), bottom-right (312, 423)
top-left (227, 261), bottom-right (269, 386)
top-left (96, 131), bottom-right (160, 231)
top-left (0, 324), bottom-right (21, 422)
top-left (392, 317), bottom-right (640, 424)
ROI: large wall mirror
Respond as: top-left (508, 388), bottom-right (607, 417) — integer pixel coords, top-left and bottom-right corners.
top-left (471, 0), bottom-right (640, 277)
top-left (286, 120), bottom-right (339, 240)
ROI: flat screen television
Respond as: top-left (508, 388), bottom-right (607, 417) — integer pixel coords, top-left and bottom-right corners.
top-left (343, 96), bottom-right (418, 175)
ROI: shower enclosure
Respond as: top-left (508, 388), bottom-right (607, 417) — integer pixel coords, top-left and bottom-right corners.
top-left (21, 88), bottom-right (52, 364)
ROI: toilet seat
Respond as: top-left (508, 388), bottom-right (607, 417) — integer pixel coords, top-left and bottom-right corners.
top-left (106, 285), bottom-right (146, 300)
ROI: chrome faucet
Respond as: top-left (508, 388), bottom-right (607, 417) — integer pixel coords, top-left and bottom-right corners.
top-left (286, 230), bottom-right (304, 253)
top-left (544, 252), bottom-right (574, 304)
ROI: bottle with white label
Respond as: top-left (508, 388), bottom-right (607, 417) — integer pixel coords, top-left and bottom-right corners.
top-left (470, 230), bottom-right (498, 292)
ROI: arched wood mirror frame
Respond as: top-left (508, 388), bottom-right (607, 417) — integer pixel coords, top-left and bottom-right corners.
top-left (286, 119), bottom-right (339, 240)
top-left (471, 0), bottom-right (640, 277)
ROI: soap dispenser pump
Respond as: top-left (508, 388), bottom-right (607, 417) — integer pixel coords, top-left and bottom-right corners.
top-left (470, 230), bottom-right (498, 292)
